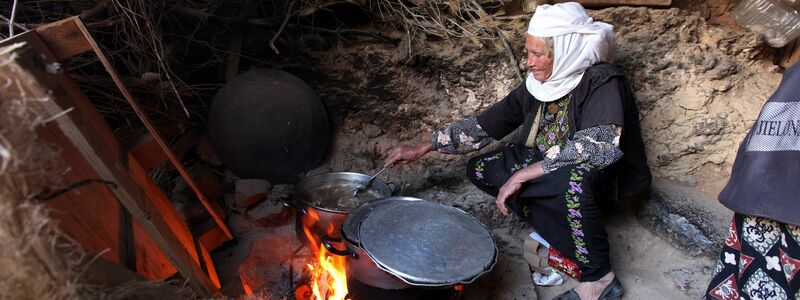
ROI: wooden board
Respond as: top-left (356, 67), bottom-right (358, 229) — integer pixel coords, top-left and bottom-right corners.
top-left (34, 17), bottom-right (91, 60)
top-left (199, 243), bottom-right (222, 288)
top-left (67, 17), bottom-right (233, 240)
top-left (26, 16), bottom-right (232, 241)
top-left (0, 37), bottom-right (219, 297)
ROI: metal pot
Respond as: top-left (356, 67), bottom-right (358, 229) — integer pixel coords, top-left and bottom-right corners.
top-left (324, 199), bottom-right (498, 289)
top-left (323, 197), bottom-right (422, 290)
top-left (288, 172), bottom-right (394, 244)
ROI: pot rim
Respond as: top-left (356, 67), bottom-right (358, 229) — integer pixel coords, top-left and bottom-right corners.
top-left (293, 171), bottom-right (392, 214)
top-left (358, 201), bottom-right (499, 287)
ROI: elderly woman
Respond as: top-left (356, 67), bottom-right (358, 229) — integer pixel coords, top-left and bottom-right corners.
top-left (386, 3), bottom-right (650, 300)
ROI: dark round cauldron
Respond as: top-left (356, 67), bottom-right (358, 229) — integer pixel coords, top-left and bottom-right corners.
top-left (208, 69), bottom-right (329, 183)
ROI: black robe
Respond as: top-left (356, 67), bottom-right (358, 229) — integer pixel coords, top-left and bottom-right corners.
top-left (475, 62), bottom-right (651, 200)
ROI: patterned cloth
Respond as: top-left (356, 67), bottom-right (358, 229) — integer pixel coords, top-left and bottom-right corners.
top-left (705, 213), bottom-right (800, 300)
top-left (466, 146), bottom-right (612, 282)
top-left (535, 96), bottom-right (572, 152)
top-left (429, 116), bottom-right (493, 154)
top-left (430, 96), bottom-right (621, 173)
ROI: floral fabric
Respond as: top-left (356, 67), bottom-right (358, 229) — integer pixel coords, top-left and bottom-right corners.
top-left (566, 163), bottom-right (594, 265)
top-left (705, 213), bottom-right (800, 300)
top-left (466, 148), bottom-right (612, 282)
top-left (535, 95), bottom-right (572, 152)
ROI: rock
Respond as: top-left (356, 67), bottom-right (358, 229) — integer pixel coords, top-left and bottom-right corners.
top-left (170, 167), bottom-right (222, 225)
top-left (591, 7), bottom-right (781, 181)
top-left (361, 124), bottom-right (383, 138)
top-left (246, 185), bottom-right (295, 228)
top-left (677, 175), bottom-right (698, 186)
top-left (235, 179), bottom-right (272, 209)
top-left (222, 169), bottom-right (238, 186)
top-left (238, 224), bottom-right (300, 298)
top-left (638, 180), bottom-right (731, 257)
top-left (268, 184), bottom-right (293, 203)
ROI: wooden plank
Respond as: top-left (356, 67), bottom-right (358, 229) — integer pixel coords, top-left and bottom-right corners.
top-left (5, 34), bottom-right (174, 281)
top-left (199, 243), bottom-right (222, 288)
top-left (128, 133), bottom-right (168, 170)
top-left (3, 32), bottom-right (187, 280)
top-left (198, 220), bottom-right (230, 252)
top-left (0, 39), bottom-right (219, 297)
top-left (5, 36), bottom-right (183, 282)
top-left (70, 17), bottom-right (233, 240)
top-left (129, 154), bottom-right (202, 280)
top-left (127, 154), bottom-right (199, 263)
top-left (34, 17), bottom-right (92, 60)
top-left (547, 0), bottom-right (671, 6)
top-left (132, 219), bottom-right (178, 280)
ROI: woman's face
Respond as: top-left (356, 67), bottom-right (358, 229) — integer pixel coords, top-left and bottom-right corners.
top-left (525, 35), bottom-right (554, 82)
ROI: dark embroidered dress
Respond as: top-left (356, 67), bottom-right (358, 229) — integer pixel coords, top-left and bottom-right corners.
top-left (431, 63), bottom-right (651, 282)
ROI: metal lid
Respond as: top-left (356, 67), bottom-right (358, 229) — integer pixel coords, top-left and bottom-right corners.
top-left (341, 196), bottom-right (423, 244)
top-left (358, 201), bottom-right (497, 287)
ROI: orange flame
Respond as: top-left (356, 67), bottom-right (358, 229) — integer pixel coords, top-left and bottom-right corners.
top-left (301, 209), bottom-right (349, 300)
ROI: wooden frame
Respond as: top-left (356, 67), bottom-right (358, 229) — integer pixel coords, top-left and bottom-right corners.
top-left (0, 17), bottom-right (235, 297)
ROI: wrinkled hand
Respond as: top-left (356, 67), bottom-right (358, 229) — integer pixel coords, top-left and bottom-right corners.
top-left (495, 162), bottom-right (546, 216)
top-left (385, 143), bottom-right (433, 166)
top-left (496, 178), bottom-right (522, 216)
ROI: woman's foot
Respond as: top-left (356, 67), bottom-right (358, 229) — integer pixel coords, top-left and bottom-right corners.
top-left (554, 272), bottom-right (623, 300)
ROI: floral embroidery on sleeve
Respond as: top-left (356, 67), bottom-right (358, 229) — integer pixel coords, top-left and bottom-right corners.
top-left (430, 116), bottom-right (494, 154)
top-left (541, 124), bottom-right (622, 173)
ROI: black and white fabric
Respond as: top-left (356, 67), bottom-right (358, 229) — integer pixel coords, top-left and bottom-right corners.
top-left (429, 118), bottom-right (621, 169)
top-left (744, 102), bottom-right (800, 152)
top-left (429, 116), bottom-right (494, 154)
top-left (542, 124), bottom-right (622, 173)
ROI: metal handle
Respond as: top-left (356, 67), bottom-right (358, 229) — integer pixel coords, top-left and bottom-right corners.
top-left (322, 236), bottom-right (359, 259)
top-left (282, 196), bottom-right (307, 215)
top-left (453, 204), bottom-right (480, 218)
top-left (387, 181), bottom-right (399, 194)
top-left (352, 164), bottom-right (392, 196)
top-left (367, 164), bottom-right (390, 184)
top-left (452, 204), bottom-right (469, 212)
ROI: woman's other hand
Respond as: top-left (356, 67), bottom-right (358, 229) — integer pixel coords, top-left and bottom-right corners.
top-left (496, 161), bottom-right (546, 216)
top-left (385, 143), bottom-right (433, 166)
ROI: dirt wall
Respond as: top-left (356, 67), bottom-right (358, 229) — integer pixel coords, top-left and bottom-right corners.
top-left (283, 3), bottom-right (786, 200)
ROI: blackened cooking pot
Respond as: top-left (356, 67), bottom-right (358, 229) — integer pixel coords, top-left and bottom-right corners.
top-left (288, 172), bottom-right (394, 244)
top-left (324, 199), bottom-right (498, 289)
top-left (323, 197), bottom-right (423, 289)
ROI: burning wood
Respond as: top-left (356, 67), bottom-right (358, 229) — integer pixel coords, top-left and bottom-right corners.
top-left (301, 209), bottom-right (349, 300)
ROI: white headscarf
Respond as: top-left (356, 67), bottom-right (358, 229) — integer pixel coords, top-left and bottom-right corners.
top-left (525, 2), bottom-right (615, 102)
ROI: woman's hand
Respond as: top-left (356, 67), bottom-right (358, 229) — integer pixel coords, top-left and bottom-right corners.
top-left (496, 161), bottom-right (546, 216)
top-left (385, 142), bottom-right (433, 166)
top-left (496, 178), bottom-right (522, 216)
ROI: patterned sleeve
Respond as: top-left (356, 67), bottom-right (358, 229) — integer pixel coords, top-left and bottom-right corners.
top-left (429, 116), bottom-right (495, 154)
top-left (541, 124), bottom-right (623, 173)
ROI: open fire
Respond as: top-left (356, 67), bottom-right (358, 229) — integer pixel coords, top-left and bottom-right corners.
top-left (300, 209), bottom-right (349, 300)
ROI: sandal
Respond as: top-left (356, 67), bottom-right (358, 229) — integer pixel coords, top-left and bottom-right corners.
top-left (553, 278), bottom-right (624, 300)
